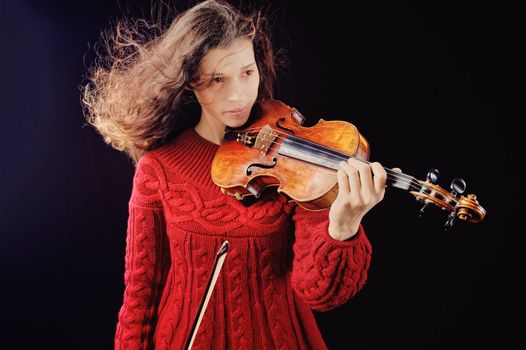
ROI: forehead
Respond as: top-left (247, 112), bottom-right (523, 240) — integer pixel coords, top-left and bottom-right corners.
top-left (199, 38), bottom-right (255, 74)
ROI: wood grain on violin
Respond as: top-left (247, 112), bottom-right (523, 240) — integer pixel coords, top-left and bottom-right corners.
top-left (211, 100), bottom-right (485, 229)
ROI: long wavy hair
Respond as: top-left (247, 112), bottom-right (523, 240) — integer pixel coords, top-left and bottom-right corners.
top-left (81, 0), bottom-right (276, 164)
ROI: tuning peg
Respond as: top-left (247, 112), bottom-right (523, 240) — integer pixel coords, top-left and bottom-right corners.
top-left (426, 168), bottom-right (440, 184)
top-left (450, 177), bottom-right (466, 197)
top-left (442, 178), bottom-right (467, 230)
top-left (419, 168), bottom-right (440, 218)
top-left (444, 212), bottom-right (456, 230)
top-left (419, 203), bottom-right (430, 218)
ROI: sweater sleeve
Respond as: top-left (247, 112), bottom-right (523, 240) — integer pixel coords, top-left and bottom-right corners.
top-left (114, 155), bottom-right (170, 349)
top-left (290, 204), bottom-right (372, 312)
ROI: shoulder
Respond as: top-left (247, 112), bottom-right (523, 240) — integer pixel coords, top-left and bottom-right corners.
top-left (130, 152), bottom-right (166, 208)
top-left (134, 129), bottom-right (190, 182)
top-left (134, 130), bottom-right (185, 171)
top-left (134, 128), bottom-right (196, 182)
top-left (144, 128), bottom-right (194, 164)
top-left (130, 129), bottom-right (197, 206)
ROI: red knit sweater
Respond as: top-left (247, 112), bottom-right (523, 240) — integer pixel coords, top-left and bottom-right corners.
top-left (114, 128), bottom-right (372, 350)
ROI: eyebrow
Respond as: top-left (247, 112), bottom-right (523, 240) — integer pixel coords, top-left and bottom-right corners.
top-left (203, 62), bottom-right (257, 76)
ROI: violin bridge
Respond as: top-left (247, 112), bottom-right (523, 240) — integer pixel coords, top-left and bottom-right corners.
top-left (254, 124), bottom-right (278, 155)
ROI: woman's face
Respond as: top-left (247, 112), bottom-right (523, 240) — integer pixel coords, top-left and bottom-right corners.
top-left (193, 38), bottom-right (260, 129)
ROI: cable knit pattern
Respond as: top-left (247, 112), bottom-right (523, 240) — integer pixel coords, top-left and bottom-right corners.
top-left (115, 156), bottom-right (170, 350)
top-left (114, 128), bottom-right (373, 349)
top-left (291, 210), bottom-right (372, 312)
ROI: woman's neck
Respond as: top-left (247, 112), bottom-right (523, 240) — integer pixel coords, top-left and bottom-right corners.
top-left (193, 115), bottom-right (225, 145)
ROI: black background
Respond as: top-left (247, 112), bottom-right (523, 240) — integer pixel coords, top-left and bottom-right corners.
top-left (1, 0), bottom-right (523, 349)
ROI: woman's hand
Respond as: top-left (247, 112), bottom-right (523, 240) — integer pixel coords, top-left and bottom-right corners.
top-left (328, 158), bottom-right (400, 241)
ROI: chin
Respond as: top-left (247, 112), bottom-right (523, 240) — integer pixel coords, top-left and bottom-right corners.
top-left (225, 115), bottom-right (250, 128)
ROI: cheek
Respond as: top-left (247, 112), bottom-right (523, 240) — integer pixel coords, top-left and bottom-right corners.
top-left (194, 89), bottom-right (216, 106)
top-left (249, 73), bottom-right (260, 97)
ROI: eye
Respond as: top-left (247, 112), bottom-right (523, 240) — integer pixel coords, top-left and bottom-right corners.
top-left (244, 69), bottom-right (254, 76)
top-left (213, 76), bottom-right (224, 83)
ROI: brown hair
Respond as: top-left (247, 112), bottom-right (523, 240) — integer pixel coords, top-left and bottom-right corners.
top-left (81, 0), bottom-right (276, 164)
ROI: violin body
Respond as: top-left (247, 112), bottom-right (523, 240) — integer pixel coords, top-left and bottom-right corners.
top-left (212, 100), bottom-right (370, 210)
top-left (211, 99), bottom-right (486, 228)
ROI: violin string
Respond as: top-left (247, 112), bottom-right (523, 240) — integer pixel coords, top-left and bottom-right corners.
top-left (227, 126), bottom-right (418, 187)
top-left (226, 127), bottom-right (423, 192)
top-left (226, 127), bottom-right (417, 187)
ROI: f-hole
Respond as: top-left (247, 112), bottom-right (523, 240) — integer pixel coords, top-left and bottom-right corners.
top-left (246, 158), bottom-right (277, 176)
top-left (276, 118), bottom-right (295, 135)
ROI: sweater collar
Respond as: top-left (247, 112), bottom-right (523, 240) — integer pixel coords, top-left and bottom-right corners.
top-left (155, 128), bottom-right (220, 189)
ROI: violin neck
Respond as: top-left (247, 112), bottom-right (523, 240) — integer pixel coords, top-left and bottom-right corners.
top-left (279, 135), bottom-right (420, 193)
top-left (385, 168), bottom-right (420, 192)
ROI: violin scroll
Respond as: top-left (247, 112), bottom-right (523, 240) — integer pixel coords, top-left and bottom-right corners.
top-left (410, 168), bottom-right (486, 229)
top-left (212, 100), bottom-right (486, 229)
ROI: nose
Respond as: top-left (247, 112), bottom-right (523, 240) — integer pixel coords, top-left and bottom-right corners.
top-left (226, 77), bottom-right (244, 102)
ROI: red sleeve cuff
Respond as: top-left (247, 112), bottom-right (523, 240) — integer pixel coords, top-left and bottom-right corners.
top-left (322, 223), bottom-right (367, 248)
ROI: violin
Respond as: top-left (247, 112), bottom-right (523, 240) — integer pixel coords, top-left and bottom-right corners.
top-left (211, 100), bottom-right (486, 229)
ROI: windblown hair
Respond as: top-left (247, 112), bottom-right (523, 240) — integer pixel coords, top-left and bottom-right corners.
top-left (81, 0), bottom-right (276, 164)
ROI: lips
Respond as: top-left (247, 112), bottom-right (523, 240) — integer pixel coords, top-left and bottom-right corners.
top-left (224, 106), bottom-right (247, 114)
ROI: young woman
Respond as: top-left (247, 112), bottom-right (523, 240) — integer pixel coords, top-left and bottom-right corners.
top-left (82, 1), bottom-right (389, 348)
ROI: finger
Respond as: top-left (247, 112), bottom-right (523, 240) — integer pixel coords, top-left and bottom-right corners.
top-left (392, 167), bottom-right (402, 173)
top-left (348, 158), bottom-right (373, 197)
top-left (340, 160), bottom-right (361, 197)
top-left (337, 163), bottom-right (350, 195)
top-left (371, 162), bottom-right (388, 193)
top-left (348, 158), bottom-right (373, 185)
